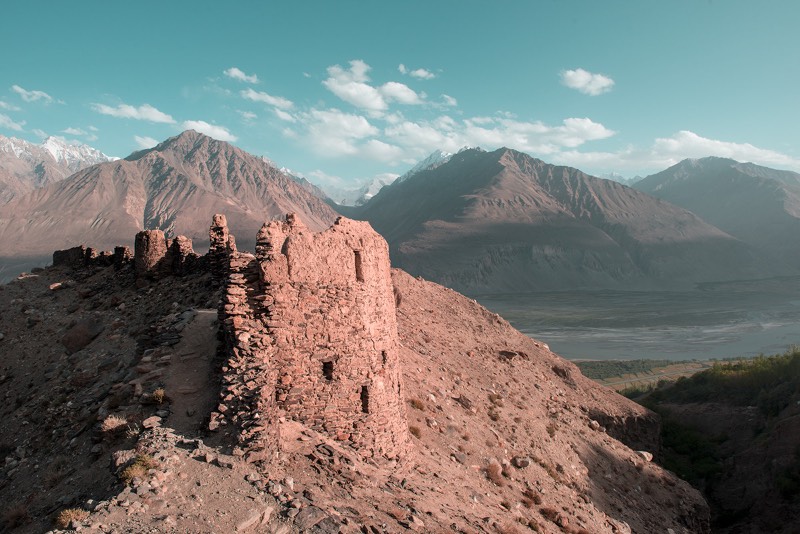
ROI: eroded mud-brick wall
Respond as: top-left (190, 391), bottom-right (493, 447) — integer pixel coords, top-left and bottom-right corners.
top-left (256, 214), bottom-right (411, 459)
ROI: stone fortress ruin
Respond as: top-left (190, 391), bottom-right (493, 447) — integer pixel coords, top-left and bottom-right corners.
top-left (55, 214), bottom-right (412, 464)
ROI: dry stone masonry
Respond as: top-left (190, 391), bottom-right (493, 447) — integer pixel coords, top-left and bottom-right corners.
top-left (212, 213), bottom-right (411, 462)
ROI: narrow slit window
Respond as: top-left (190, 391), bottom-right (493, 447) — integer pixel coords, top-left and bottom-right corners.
top-left (381, 350), bottom-right (388, 365)
top-left (360, 386), bottom-right (370, 414)
top-left (354, 250), bottom-right (364, 282)
top-left (322, 361), bottom-right (334, 381)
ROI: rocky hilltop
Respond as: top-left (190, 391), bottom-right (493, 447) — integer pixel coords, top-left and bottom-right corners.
top-left (0, 213), bottom-right (708, 533)
top-left (354, 147), bottom-right (766, 293)
top-left (0, 131), bottom-right (338, 281)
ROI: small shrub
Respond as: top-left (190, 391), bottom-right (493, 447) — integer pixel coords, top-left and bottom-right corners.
top-left (409, 398), bottom-right (426, 411)
top-left (495, 523), bottom-right (522, 534)
top-left (540, 506), bottom-right (560, 523)
top-left (2, 504), bottom-right (31, 529)
top-left (523, 488), bottom-right (543, 505)
top-left (488, 393), bottom-right (505, 407)
top-left (546, 423), bottom-right (557, 438)
top-left (409, 425), bottom-right (422, 439)
top-left (488, 409), bottom-right (500, 422)
top-left (54, 508), bottom-right (89, 529)
top-left (119, 454), bottom-right (159, 485)
top-left (151, 388), bottom-right (166, 404)
top-left (101, 414), bottom-right (128, 436)
top-left (485, 460), bottom-right (505, 486)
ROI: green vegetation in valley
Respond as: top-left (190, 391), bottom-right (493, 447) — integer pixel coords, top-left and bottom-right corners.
top-left (647, 347), bottom-right (800, 416)
top-left (575, 359), bottom-right (679, 380)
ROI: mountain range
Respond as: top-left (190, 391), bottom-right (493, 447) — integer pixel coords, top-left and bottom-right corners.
top-left (0, 134), bottom-right (115, 203)
top-left (1, 131), bottom-right (798, 291)
top-left (352, 147), bottom-right (769, 292)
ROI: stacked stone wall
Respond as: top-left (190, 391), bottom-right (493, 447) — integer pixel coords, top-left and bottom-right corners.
top-left (254, 215), bottom-right (410, 459)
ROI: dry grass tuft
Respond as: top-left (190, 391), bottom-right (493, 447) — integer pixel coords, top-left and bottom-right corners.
top-left (54, 508), bottom-right (89, 529)
top-left (409, 425), bottom-right (422, 439)
top-left (485, 460), bottom-right (505, 486)
top-left (101, 414), bottom-right (128, 436)
top-left (151, 387), bottom-right (167, 404)
top-left (119, 453), bottom-right (159, 485)
top-left (408, 398), bottom-right (426, 411)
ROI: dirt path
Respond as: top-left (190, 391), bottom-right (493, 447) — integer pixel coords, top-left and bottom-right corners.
top-left (162, 309), bottom-right (219, 437)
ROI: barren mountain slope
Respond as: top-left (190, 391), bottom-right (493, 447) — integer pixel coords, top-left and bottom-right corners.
top-left (635, 157), bottom-right (800, 267)
top-left (355, 148), bottom-right (764, 293)
top-left (0, 243), bottom-right (708, 533)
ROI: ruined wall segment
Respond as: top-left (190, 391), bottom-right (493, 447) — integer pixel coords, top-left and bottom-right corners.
top-left (256, 214), bottom-right (411, 460)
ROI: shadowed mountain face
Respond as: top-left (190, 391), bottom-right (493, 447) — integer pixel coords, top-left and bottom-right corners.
top-left (354, 148), bottom-right (767, 293)
top-left (635, 157), bottom-right (800, 267)
top-left (0, 131), bottom-right (338, 263)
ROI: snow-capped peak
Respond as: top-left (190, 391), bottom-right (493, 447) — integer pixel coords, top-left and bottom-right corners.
top-left (397, 149), bottom-right (454, 183)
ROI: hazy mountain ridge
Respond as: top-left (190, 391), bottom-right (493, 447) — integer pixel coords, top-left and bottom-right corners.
top-left (635, 156), bottom-right (800, 266)
top-left (353, 147), bottom-right (767, 293)
top-left (0, 134), bottom-right (115, 203)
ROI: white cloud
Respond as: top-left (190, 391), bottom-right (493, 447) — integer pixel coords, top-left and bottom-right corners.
top-left (92, 102), bottom-right (176, 123)
top-left (237, 110), bottom-right (257, 121)
top-left (88, 125), bottom-right (98, 132)
top-left (384, 115), bottom-right (615, 156)
top-left (323, 60), bottom-right (424, 112)
top-left (224, 67), bottom-right (259, 84)
top-left (560, 68), bottom-right (615, 96)
top-left (11, 84), bottom-right (54, 103)
top-left (552, 130), bottom-right (800, 174)
top-left (380, 82), bottom-right (423, 105)
top-left (0, 113), bottom-right (25, 131)
top-left (399, 64), bottom-right (436, 79)
top-left (32, 128), bottom-right (48, 138)
top-left (240, 88), bottom-right (294, 110)
top-left (182, 120), bottom-right (238, 142)
top-left (134, 135), bottom-right (159, 149)
top-left (441, 94), bottom-right (458, 107)
top-left (361, 139), bottom-right (405, 162)
top-left (301, 108), bottom-right (378, 157)
top-left (0, 100), bottom-right (21, 111)
top-left (323, 60), bottom-right (387, 112)
top-left (62, 127), bottom-right (86, 136)
top-left (273, 108), bottom-right (296, 122)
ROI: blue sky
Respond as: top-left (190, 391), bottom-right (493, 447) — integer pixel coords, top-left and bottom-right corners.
top-left (1, 1), bottom-right (798, 188)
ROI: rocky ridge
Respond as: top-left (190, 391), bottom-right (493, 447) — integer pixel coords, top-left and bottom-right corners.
top-left (0, 214), bottom-right (709, 533)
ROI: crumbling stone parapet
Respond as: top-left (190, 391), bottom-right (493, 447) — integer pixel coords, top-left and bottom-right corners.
top-left (169, 236), bottom-right (199, 276)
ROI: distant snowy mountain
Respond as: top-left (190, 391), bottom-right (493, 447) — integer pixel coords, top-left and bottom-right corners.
top-left (397, 149), bottom-right (454, 183)
top-left (0, 135), bottom-right (116, 203)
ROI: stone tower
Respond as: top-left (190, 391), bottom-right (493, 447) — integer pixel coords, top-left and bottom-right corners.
top-left (255, 214), bottom-right (410, 459)
top-left (214, 214), bottom-right (411, 462)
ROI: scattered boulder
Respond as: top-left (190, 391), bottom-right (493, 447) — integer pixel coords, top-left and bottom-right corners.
top-left (61, 317), bottom-right (104, 354)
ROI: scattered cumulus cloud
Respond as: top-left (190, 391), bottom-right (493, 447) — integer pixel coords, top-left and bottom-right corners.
top-left (237, 110), bottom-right (257, 121)
top-left (398, 64), bottom-right (436, 79)
top-left (323, 60), bottom-right (425, 113)
top-left (560, 68), bottom-right (615, 96)
top-left (552, 130), bottom-right (800, 174)
top-left (0, 100), bottom-right (21, 111)
top-left (62, 127), bottom-right (86, 136)
top-left (32, 129), bottom-right (48, 138)
top-left (11, 84), bottom-right (54, 103)
top-left (441, 94), bottom-right (458, 107)
top-left (241, 88), bottom-right (294, 110)
top-left (182, 120), bottom-right (238, 142)
top-left (92, 102), bottom-right (176, 123)
top-left (134, 135), bottom-right (159, 149)
top-left (0, 113), bottom-right (25, 131)
top-left (273, 109), bottom-right (296, 123)
top-left (224, 67), bottom-right (259, 84)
